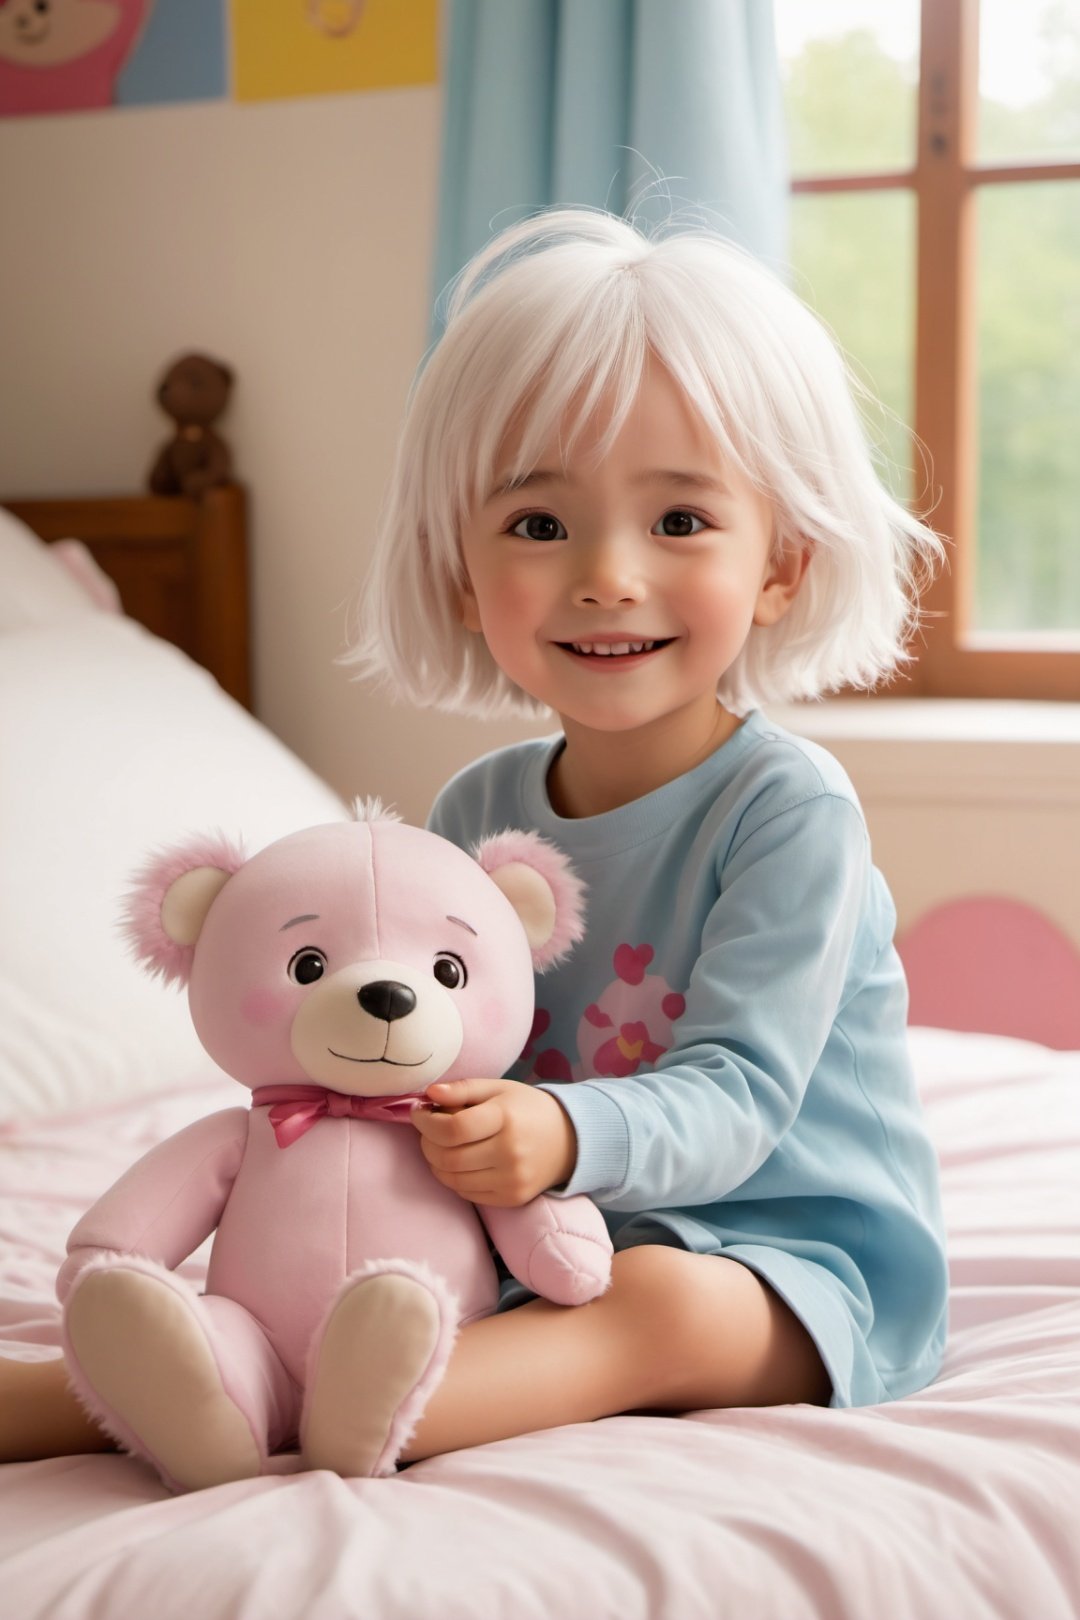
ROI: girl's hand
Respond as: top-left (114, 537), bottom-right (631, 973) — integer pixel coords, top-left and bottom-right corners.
top-left (410, 1077), bottom-right (577, 1208)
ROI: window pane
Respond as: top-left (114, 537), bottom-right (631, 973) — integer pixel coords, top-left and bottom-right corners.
top-left (775, 1), bottom-right (919, 177)
top-left (789, 191), bottom-right (916, 501)
top-left (973, 182), bottom-right (1080, 634)
top-left (979, 0), bottom-right (1080, 163)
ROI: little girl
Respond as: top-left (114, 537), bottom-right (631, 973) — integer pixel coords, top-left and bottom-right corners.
top-left (0, 207), bottom-right (949, 1468)
top-left (347, 207), bottom-right (949, 1460)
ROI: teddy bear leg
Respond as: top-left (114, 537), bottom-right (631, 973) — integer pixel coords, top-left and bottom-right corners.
top-left (63, 1255), bottom-right (295, 1493)
top-left (300, 1259), bottom-right (459, 1479)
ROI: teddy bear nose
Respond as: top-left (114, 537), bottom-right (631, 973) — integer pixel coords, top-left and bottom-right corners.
top-left (357, 980), bottom-right (416, 1023)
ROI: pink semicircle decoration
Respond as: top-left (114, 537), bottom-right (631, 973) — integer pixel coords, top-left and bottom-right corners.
top-left (897, 896), bottom-right (1080, 1051)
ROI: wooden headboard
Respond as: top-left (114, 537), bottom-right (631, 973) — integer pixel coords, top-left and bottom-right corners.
top-left (3, 484), bottom-right (251, 710)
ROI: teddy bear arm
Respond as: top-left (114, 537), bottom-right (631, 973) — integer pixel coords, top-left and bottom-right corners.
top-left (479, 1194), bottom-right (613, 1308)
top-left (175, 434), bottom-right (231, 499)
top-left (148, 442), bottom-right (180, 495)
top-left (57, 1108), bottom-right (249, 1303)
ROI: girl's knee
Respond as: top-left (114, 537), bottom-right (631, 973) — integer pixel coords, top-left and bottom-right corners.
top-left (606, 1246), bottom-right (829, 1409)
top-left (609, 1243), bottom-right (730, 1326)
top-left (605, 1246), bottom-right (723, 1401)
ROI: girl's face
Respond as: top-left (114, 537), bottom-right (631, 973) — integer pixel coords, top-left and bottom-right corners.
top-left (458, 358), bottom-right (808, 744)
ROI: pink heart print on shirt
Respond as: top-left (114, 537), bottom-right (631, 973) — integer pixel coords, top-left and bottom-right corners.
top-left (592, 1019), bottom-right (668, 1078)
top-left (613, 942), bottom-right (654, 985)
top-left (579, 944), bottom-right (686, 1077)
top-left (526, 942), bottom-right (688, 1083)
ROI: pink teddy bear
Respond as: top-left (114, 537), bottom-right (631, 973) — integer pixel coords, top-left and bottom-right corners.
top-left (58, 805), bottom-right (613, 1492)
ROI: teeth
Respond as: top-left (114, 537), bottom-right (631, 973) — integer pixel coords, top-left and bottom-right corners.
top-left (571, 640), bottom-right (656, 656)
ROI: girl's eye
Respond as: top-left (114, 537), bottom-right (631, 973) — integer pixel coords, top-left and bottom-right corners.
top-left (510, 512), bottom-right (567, 542)
top-left (433, 952), bottom-right (467, 989)
top-left (288, 948), bottom-right (327, 986)
top-left (653, 510), bottom-right (707, 538)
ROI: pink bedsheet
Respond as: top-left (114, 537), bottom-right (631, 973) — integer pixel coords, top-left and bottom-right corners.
top-left (1, 1028), bottom-right (1078, 1620)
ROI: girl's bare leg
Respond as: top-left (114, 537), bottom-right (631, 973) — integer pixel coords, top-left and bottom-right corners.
top-left (0, 1251), bottom-right (830, 1468)
top-left (402, 1244), bottom-right (831, 1463)
top-left (0, 1356), bottom-right (114, 1463)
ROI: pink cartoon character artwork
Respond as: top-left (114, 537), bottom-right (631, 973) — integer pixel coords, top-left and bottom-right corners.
top-left (0, 0), bottom-right (149, 117)
top-left (527, 942), bottom-right (687, 1084)
top-left (57, 804), bottom-right (612, 1493)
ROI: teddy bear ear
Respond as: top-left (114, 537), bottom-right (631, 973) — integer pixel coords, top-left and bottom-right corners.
top-left (123, 832), bottom-right (247, 988)
top-left (473, 831), bottom-right (586, 972)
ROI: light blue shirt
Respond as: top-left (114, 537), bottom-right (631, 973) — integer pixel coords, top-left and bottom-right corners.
top-left (428, 711), bottom-right (948, 1406)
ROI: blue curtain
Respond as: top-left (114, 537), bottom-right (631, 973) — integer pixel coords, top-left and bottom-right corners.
top-left (433, 0), bottom-right (788, 307)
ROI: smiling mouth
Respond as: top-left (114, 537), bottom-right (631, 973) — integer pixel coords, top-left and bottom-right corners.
top-left (328, 1048), bottom-right (432, 1066)
top-left (558, 638), bottom-right (675, 658)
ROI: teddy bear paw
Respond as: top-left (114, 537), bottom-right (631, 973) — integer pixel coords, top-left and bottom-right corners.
top-left (64, 1261), bottom-right (264, 1492)
top-left (301, 1261), bottom-right (459, 1478)
top-left (527, 1230), bottom-right (613, 1306)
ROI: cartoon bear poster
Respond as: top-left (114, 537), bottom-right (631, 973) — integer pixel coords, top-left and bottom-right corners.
top-left (0, 0), bottom-right (227, 117)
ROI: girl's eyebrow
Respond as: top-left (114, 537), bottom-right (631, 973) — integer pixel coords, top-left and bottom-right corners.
top-left (638, 469), bottom-right (733, 495)
top-left (490, 468), bottom-right (731, 498)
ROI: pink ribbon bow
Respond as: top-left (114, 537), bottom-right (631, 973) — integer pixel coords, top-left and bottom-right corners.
top-left (252, 1084), bottom-right (428, 1149)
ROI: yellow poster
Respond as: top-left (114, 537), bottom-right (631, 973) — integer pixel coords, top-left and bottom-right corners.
top-left (232, 0), bottom-right (438, 102)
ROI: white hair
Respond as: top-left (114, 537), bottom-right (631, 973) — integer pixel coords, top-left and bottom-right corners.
top-left (345, 208), bottom-right (943, 718)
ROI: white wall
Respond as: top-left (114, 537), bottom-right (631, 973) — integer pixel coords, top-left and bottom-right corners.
top-left (0, 89), bottom-right (550, 825)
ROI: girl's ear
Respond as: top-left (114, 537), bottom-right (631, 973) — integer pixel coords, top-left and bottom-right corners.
top-left (473, 831), bottom-right (586, 971)
top-left (458, 576), bottom-right (482, 633)
top-left (123, 833), bottom-right (247, 987)
top-left (753, 540), bottom-right (813, 627)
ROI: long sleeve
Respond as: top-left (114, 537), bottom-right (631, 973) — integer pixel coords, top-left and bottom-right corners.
top-left (537, 794), bottom-right (872, 1210)
top-left (426, 725), bottom-right (948, 1409)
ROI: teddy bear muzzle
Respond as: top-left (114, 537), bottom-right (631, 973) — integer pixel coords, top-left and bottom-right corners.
top-left (290, 959), bottom-right (465, 1093)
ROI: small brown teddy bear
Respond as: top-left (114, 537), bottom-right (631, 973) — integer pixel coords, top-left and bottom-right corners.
top-left (148, 353), bottom-right (235, 499)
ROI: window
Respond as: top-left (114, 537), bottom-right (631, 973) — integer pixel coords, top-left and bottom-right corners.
top-left (775, 0), bottom-right (1080, 699)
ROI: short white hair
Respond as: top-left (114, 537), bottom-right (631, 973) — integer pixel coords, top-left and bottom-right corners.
top-left (346, 208), bottom-right (943, 718)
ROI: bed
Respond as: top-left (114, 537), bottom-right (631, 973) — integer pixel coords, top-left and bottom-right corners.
top-left (1, 496), bottom-right (1078, 1620)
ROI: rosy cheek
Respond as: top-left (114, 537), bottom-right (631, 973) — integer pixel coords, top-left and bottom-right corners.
top-left (241, 988), bottom-right (290, 1028)
top-left (480, 997), bottom-right (506, 1033)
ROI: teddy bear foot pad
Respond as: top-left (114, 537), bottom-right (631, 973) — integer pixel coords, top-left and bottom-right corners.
top-left (302, 1267), bottom-right (456, 1478)
top-left (65, 1267), bottom-right (263, 1491)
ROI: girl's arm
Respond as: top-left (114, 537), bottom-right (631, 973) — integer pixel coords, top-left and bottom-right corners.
top-left (57, 1108), bottom-right (249, 1301)
top-left (536, 794), bottom-right (874, 1212)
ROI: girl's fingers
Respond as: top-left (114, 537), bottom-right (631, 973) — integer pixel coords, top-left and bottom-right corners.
top-left (430, 1168), bottom-right (500, 1203)
top-left (412, 1097), bottom-right (502, 1147)
top-left (418, 1136), bottom-right (500, 1176)
top-left (426, 1077), bottom-right (507, 1110)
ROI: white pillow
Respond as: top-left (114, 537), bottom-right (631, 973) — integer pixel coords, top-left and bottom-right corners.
top-left (0, 614), bottom-right (347, 1125)
top-left (0, 506), bottom-right (105, 628)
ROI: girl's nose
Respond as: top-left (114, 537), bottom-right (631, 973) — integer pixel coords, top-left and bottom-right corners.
top-left (571, 536), bottom-right (647, 608)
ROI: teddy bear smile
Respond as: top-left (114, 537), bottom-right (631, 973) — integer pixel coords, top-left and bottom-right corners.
top-left (327, 1048), bottom-right (433, 1066)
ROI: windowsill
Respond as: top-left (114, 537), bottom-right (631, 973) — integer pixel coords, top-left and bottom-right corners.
top-left (767, 697), bottom-right (1080, 746)
top-left (766, 698), bottom-right (1080, 807)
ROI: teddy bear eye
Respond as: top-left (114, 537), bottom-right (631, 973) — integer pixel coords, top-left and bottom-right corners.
top-left (433, 953), bottom-right (467, 990)
top-left (288, 948), bottom-right (327, 986)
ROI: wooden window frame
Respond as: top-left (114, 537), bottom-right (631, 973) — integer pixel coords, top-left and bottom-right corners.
top-left (791, 0), bottom-right (1080, 699)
